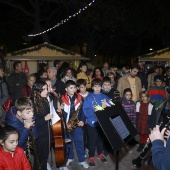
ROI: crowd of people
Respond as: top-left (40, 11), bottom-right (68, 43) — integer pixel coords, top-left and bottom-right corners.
top-left (0, 60), bottom-right (170, 170)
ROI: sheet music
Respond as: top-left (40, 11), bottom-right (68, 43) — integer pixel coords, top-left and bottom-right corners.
top-left (49, 100), bottom-right (60, 125)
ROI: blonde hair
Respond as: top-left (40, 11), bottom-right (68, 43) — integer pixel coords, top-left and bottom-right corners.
top-left (140, 91), bottom-right (150, 102)
top-left (27, 73), bottom-right (36, 81)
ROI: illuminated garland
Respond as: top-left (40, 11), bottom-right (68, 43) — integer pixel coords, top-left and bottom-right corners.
top-left (28, 0), bottom-right (96, 37)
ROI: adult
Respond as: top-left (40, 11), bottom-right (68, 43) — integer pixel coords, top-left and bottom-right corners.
top-left (53, 60), bottom-right (63, 80)
top-left (92, 67), bottom-right (104, 80)
top-left (77, 62), bottom-right (92, 89)
top-left (61, 68), bottom-right (76, 83)
top-left (0, 66), bottom-right (8, 125)
top-left (47, 67), bottom-right (65, 96)
top-left (117, 64), bottom-right (142, 102)
top-left (7, 61), bottom-right (27, 104)
top-left (120, 65), bottom-right (130, 77)
top-left (109, 66), bottom-right (120, 82)
top-left (102, 62), bottom-right (109, 77)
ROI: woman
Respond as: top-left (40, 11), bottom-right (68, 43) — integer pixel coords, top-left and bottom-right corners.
top-left (92, 67), bottom-right (104, 80)
top-left (22, 74), bottom-right (36, 97)
top-left (0, 66), bottom-right (9, 125)
top-left (61, 68), bottom-right (76, 83)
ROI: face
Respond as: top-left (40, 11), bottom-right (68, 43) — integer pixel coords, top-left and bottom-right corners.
top-left (1, 133), bottom-right (18, 153)
top-left (80, 66), bottom-right (87, 73)
top-left (0, 69), bottom-right (4, 77)
top-left (66, 69), bottom-right (72, 77)
top-left (155, 79), bottom-right (162, 87)
top-left (28, 76), bottom-right (36, 87)
top-left (65, 85), bottom-right (77, 96)
top-left (40, 84), bottom-right (48, 98)
top-left (122, 67), bottom-right (126, 72)
top-left (40, 72), bottom-right (48, 78)
top-left (103, 63), bottom-right (109, 69)
top-left (46, 80), bottom-right (52, 93)
top-left (141, 94), bottom-right (148, 103)
top-left (15, 63), bottom-right (23, 73)
top-left (17, 108), bottom-right (34, 121)
top-left (124, 92), bottom-right (132, 100)
top-left (155, 68), bottom-right (160, 74)
top-left (130, 68), bottom-right (138, 78)
top-left (92, 85), bottom-right (101, 94)
top-left (110, 68), bottom-right (116, 74)
top-left (78, 85), bottom-right (86, 94)
top-left (138, 62), bottom-right (143, 68)
top-left (159, 68), bottom-right (163, 75)
top-left (95, 69), bottom-right (101, 76)
top-left (47, 68), bottom-right (56, 80)
top-left (102, 82), bottom-right (111, 91)
top-left (108, 74), bottom-right (115, 82)
top-left (167, 69), bottom-right (170, 77)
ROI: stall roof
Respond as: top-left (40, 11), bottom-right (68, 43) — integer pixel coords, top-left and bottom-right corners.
top-left (5, 42), bottom-right (90, 61)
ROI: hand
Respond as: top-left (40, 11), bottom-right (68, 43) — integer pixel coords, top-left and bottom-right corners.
top-left (77, 121), bottom-right (84, 127)
top-left (44, 113), bottom-right (53, 121)
top-left (149, 125), bottom-right (166, 142)
top-left (24, 119), bottom-right (35, 129)
top-left (165, 129), bottom-right (170, 139)
top-left (67, 123), bottom-right (71, 129)
top-left (57, 103), bottom-right (64, 112)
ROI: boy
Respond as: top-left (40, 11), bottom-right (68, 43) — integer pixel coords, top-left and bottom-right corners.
top-left (5, 97), bottom-right (38, 151)
top-left (61, 80), bottom-right (89, 169)
top-left (102, 76), bottom-right (121, 102)
top-left (83, 78), bottom-right (113, 166)
top-left (76, 79), bottom-right (90, 100)
top-left (147, 75), bottom-right (167, 123)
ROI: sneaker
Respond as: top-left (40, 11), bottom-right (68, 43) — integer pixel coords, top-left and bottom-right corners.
top-left (97, 154), bottom-right (107, 163)
top-left (79, 161), bottom-right (89, 169)
top-left (66, 159), bottom-right (74, 166)
top-left (89, 157), bottom-right (95, 166)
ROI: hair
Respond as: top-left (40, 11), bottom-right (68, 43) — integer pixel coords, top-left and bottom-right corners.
top-left (140, 91), bottom-right (150, 102)
top-left (0, 125), bottom-right (18, 143)
top-left (40, 78), bottom-right (51, 83)
top-left (65, 80), bottom-right (76, 88)
top-left (92, 78), bottom-right (102, 87)
top-left (129, 64), bottom-right (139, 70)
top-left (123, 88), bottom-right (132, 97)
top-left (102, 77), bottom-right (111, 84)
top-left (154, 75), bottom-right (163, 82)
top-left (15, 97), bottom-right (33, 112)
top-left (38, 69), bottom-right (47, 77)
top-left (107, 72), bottom-right (115, 77)
top-left (77, 62), bottom-right (88, 73)
top-left (53, 60), bottom-right (61, 67)
top-left (63, 68), bottom-right (73, 77)
top-left (27, 73), bottom-right (36, 81)
top-left (13, 61), bottom-right (21, 70)
top-left (32, 81), bottom-right (48, 114)
top-left (47, 67), bottom-right (57, 75)
top-left (76, 79), bottom-right (87, 87)
top-left (92, 67), bottom-right (104, 78)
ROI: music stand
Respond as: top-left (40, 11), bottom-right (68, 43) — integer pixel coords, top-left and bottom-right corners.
top-left (95, 102), bottom-right (138, 170)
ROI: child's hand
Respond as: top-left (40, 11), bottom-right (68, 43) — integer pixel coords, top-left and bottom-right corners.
top-left (24, 119), bottom-right (35, 129)
top-left (45, 113), bottom-right (53, 121)
top-left (149, 125), bottom-right (166, 142)
top-left (77, 121), bottom-right (84, 127)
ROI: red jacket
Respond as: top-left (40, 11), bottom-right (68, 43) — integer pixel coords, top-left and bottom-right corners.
top-left (0, 147), bottom-right (31, 170)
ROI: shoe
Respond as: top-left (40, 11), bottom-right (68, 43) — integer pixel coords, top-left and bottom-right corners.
top-left (97, 154), bottom-right (107, 163)
top-left (103, 151), bottom-right (109, 158)
top-left (47, 163), bottom-right (51, 170)
top-left (58, 166), bottom-right (69, 170)
top-left (79, 161), bottom-right (89, 169)
top-left (89, 157), bottom-right (95, 166)
top-left (85, 152), bottom-right (88, 159)
top-left (136, 144), bottom-right (144, 152)
top-left (66, 159), bottom-right (74, 166)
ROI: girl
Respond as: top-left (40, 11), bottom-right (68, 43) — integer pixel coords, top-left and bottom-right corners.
top-left (92, 67), bottom-right (104, 80)
top-left (122, 88), bottom-right (136, 127)
top-left (0, 125), bottom-right (31, 170)
top-left (136, 91), bottom-right (156, 152)
top-left (32, 81), bottom-right (53, 170)
top-left (61, 68), bottom-right (76, 83)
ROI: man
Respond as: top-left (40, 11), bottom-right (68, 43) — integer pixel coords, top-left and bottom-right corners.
top-left (47, 67), bottom-right (65, 96)
top-left (53, 60), bottom-right (63, 80)
top-left (117, 64), bottom-right (142, 102)
top-left (102, 62), bottom-right (109, 77)
top-left (7, 61), bottom-right (27, 104)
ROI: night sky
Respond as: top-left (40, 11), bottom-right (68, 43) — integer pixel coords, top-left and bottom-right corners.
top-left (0, 0), bottom-right (169, 64)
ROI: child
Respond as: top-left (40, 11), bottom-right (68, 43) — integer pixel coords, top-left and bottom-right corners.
top-left (122, 88), bottom-right (136, 127)
top-left (32, 81), bottom-right (53, 170)
top-left (5, 97), bottom-right (38, 152)
top-left (83, 78), bottom-right (113, 166)
top-left (147, 75), bottom-right (167, 123)
top-left (136, 91), bottom-right (156, 152)
top-left (102, 76), bottom-right (121, 102)
top-left (76, 79), bottom-right (90, 100)
top-left (0, 125), bottom-right (31, 170)
top-left (61, 80), bottom-right (89, 169)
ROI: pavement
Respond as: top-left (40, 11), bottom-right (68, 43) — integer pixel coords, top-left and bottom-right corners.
top-left (49, 137), bottom-right (155, 170)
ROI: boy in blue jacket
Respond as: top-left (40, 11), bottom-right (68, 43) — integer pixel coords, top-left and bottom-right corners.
top-left (5, 97), bottom-right (38, 151)
top-left (83, 78), bottom-right (113, 166)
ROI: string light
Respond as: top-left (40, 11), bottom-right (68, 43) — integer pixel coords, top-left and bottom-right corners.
top-left (28, 0), bottom-right (96, 37)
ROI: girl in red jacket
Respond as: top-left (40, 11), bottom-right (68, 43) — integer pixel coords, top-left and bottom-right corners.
top-left (0, 125), bottom-right (31, 170)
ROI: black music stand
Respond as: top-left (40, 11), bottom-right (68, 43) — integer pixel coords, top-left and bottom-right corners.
top-left (95, 102), bottom-right (138, 170)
